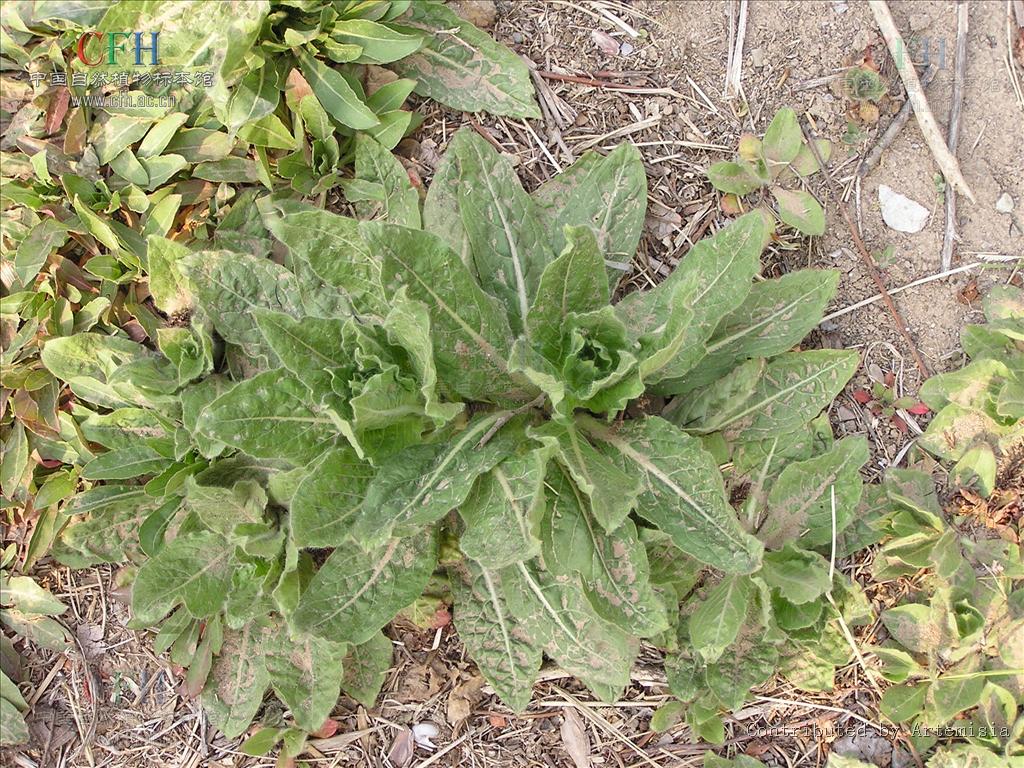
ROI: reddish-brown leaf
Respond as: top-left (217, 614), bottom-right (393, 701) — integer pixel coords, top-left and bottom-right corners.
top-left (312, 718), bottom-right (339, 739)
top-left (852, 389), bottom-right (873, 404)
top-left (45, 88), bottom-right (70, 136)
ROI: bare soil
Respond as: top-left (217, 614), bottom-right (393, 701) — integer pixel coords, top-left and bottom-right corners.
top-left (4, 2), bottom-right (1022, 767)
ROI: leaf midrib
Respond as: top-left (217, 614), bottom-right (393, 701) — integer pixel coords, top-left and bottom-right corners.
top-left (397, 414), bottom-right (499, 518)
top-left (705, 281), bottom-right (824, 355)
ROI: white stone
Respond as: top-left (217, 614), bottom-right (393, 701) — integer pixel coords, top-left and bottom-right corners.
top-left (878, 184), bottom-right (930, 233)
top-left (412, 722), bottom-right (439, 750)
top-left (996, 192), bottom-right (1015, 213)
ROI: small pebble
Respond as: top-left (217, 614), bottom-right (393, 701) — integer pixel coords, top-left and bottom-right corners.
top-left (878, 184), bottom-right (930, 233)
top-left (412, 722), bottom-right (439, 750)
top-left (996, 192), bottom-right (1015, 213)
top-left (750, 47), bottom-right (765, 68)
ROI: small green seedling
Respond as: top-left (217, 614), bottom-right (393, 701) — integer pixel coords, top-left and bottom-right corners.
top-left (707, 107), bottom-right (831, 237)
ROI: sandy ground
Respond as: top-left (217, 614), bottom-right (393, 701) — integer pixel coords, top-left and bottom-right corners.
top-left (4, 2), bottom-right (1023, 767)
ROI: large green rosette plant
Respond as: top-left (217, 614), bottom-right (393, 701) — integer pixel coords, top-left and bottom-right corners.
top-left (40, 127), bottom-right (870, 751)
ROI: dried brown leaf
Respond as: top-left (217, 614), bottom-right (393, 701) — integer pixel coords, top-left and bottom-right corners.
top-left (560, 708), bottom-right (591, 768)
top-left (387, 727), bottom-right (414, 768)
top-left (446, 674), bottom-right (484, 723)
top-left (591, 29), bottom-right (619, 56)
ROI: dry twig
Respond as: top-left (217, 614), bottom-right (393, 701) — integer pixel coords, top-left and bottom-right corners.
top-left (869, 0), bottom-right (976, 202)
top-left (1008, 0), bottom-right (1024, 111)
top-left (820, 258), bottom-right (1016, 323)
top-left (857, 63), bottom-right (938, 179)
top-left (942, 2), bottom-right (970, 271)
top-left (803, 124), bottom-right (931, 378)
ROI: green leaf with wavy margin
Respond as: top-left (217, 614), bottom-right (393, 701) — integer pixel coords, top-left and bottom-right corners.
top-left (290, 447), bottom-right (374, 548)
top-left (617, 213), bottom-right (767, 387)
top-left (760, 545), bottom-right (831, 604)
top-left (582, 416), bottom-right (762, 573)
top-left (707, 350), bottom-right (859, 440)
top-left (530, 420), bottom-right (640, 532)
top-left (390, 3), bottom-right (540, 118)
top-left (41, 332), bottom-right (162, 408)
top-left (758, 436), bottom-right (869, 549)
top-left (341, 632), bottom-right (393, 709)
top-left (533, 144), bottom-right (647, 278)
top-left (81, 407), bottom-right (170, 450)
top-left (224, 64), bottom-right (279, 133)
top-left (179, 251), bottom-right (303, 361)
top-left (689, 576), bottom-right (752, 662)
top-left (445, 128), bottom-right (554, 336)
top-left (264, 628), bottom-right (346, 732)
top-left (197, 369), bottom-right (338, 465)
top-left (541, 468), bottom-right (667, 637)
top-left (266, 208), bottom-right (384, 317)
top-left (662, 269), bottom-right (840, 394)
top-left (363, 222), bottom-right (529, 404)
top-left (503, 562), bottom-right (636, 702)
top-left (253, 310), bottom-right (347, 402)
top-left (292, 531), bottom-right (437, 645)
top-left (451, 560), bottom-right (543, 712)
top-left (383, 287), bottom-right (464, 425)
top-left (132, 531), bottom-right (235, 624)
top-left (525, 226), bottom-right (609, 360)
top-left (459, 446), bottom-right (548, 569)
top-left (355, 414), bottom-right (512, 545)
top-left (351, 134), bottom-right (421, 227)
top-left (203, 623), bottom-right (271, 739)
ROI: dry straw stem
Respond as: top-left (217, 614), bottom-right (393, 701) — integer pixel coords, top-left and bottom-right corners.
top-left (724, 0), bottom-right (749, 99)
top-left (869, 0), bottom-right (976, 202)
top-left (819, 255), bottom-right (1020, 323)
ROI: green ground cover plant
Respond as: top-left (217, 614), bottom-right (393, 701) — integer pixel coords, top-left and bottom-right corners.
top-left (2, 0), bottom-right (538, 530)
top-left (0, 544), bottom-right (69, 745)
top-left (3, 0), bottom-right (1019, 758)
top-left (870, 469), bottom-right (1023, 759)
top-left (1, 1), bottom-right (535, 753)
top-left (917, 285), bottom-right (1024, 496)
top-left (706, 107), bottom-right (830, 236)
